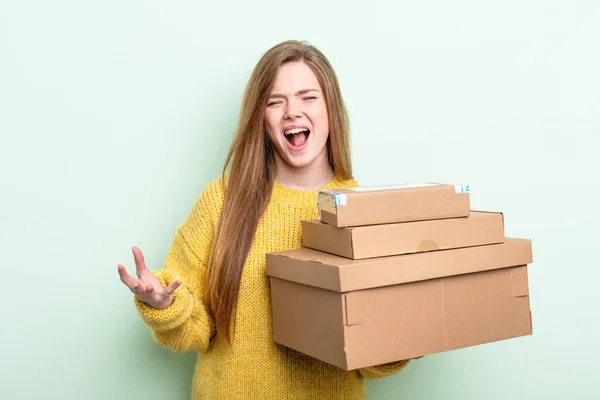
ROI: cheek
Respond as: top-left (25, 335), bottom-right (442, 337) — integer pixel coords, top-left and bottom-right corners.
top-left (312, 104), bottom-right (329, 134)
top-left (264, 111), bottom-right (280, 140)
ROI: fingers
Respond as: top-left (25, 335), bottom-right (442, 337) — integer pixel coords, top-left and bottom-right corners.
top-left (164, 280), bottom-right (182, 295)
top-left (118, 264), bottom-right (139, 290)
top-left (132, 246), bottom-right (148, 278)
top-left (130, 280), bottom-right (145, 295)
top-left (118, 260), bottom-right (181, 306)
top-left (118, 264), bottom-right (147, 296)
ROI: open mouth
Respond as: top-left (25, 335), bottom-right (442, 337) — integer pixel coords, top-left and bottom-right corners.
top-left (284, 127), bottom-right (311, 148)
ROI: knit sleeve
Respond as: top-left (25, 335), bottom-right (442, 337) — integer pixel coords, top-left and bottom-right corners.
top-left (358, 359), bottom-right (411, 379)
top-left (134, 178), bottom-right (224, 353)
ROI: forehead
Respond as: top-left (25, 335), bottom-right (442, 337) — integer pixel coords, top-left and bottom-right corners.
top-left (270, 61), bottom-right (322, 94)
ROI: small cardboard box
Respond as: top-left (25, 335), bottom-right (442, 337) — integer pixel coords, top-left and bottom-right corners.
top-left (318, 183), bottom-right (470, 227)
top-left (302, 211), bottom-right (504, 259)
top-left (266, 238), bottom-right (533, 370)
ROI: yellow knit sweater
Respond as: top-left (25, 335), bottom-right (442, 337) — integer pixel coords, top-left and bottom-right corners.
top-left (134, 176), bottom-right (410, 399)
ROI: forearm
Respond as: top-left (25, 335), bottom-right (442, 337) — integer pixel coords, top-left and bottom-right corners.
top-left (135, 269), bottom-right (215, 353)
top-left (143, 303), bottom-right (215, 353)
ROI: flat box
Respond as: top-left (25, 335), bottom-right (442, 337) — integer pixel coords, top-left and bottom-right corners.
top-left (318, 183), bottom-right (470, 227)
top-left (266, 238), bottom-right (533, 370)
top-left (302, 211), bottom-right (504, 259)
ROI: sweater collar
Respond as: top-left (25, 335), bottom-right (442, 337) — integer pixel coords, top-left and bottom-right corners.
top-left (270, 176), bottom-right (359, 207)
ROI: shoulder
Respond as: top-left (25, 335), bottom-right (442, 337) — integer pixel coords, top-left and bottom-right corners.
top-left (182, 175), bottom-right (227, 237)
top-left (175, 176), bottom-right (226, 261)
top-left (197, 175), bottom-right (227, 209)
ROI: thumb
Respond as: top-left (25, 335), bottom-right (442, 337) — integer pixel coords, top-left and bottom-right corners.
top-left (164, 280), bottom-right (182, 295)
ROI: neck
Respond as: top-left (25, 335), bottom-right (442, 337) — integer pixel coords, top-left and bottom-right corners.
top-left (274, 152), bottom-right (334, 191)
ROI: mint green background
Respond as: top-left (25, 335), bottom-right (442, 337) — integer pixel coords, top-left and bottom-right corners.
top-left (1, 1), bottom-right (599, 399)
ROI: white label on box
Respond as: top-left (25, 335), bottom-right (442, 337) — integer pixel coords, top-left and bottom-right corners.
top-left (319, 192), bottom-right (337, 214)
top-left (318, 191), bottom-right (348, 214)
top-left (347, 182), bottom-right (440, 192)
top-left (454, 184), bottom-right (470, 194)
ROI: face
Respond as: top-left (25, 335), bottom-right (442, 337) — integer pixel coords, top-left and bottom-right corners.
top-left (265, 61), bottom-right (330, 171)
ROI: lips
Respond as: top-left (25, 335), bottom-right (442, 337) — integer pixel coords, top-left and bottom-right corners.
top-left (283, 125), bottom-right (311, 149)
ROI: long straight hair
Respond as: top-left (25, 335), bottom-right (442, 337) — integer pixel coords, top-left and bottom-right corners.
top-left (206, 40), bottom-right (353, 343)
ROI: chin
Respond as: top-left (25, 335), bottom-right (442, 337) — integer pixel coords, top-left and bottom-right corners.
top-left (282, 153), bottom-right (317, 169)
top-left (286, 159), bottom-right (313, 169)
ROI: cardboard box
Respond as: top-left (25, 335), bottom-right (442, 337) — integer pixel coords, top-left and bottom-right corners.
top-left (318, 183), bottom-right (470, 227)
top-left (302, 211), bottom-right (504, 259)
top-left (266, 238), bottom-right (533, 370)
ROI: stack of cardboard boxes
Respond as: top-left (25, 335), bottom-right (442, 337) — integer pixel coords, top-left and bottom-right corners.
top-left (266, 183), bottom-right (533, 371)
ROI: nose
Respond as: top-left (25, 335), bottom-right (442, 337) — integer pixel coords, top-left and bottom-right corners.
top-left (284, 100), bottom-right (302, 120)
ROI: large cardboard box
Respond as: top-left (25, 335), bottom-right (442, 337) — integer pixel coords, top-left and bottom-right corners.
top-left (302, 211), bottom-right (504, 259)
top-left (266, 239), bottom-right (533, 370)
top-left (318, 183), bottom-right (470, 227)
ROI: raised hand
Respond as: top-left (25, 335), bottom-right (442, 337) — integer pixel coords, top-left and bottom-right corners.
top-left (118, 246), bottom-right (181, 310)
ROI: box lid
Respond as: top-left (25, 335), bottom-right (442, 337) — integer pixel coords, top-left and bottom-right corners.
top-left (318, 183), bottom-right (470, 227)
top-left (302, 211), bottom-right (505, 259)
top-left (266, 238), bottom-right (532, 292)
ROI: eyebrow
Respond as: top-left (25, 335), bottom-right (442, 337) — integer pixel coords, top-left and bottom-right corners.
top-left (268, 89), bottom-right (320, 98)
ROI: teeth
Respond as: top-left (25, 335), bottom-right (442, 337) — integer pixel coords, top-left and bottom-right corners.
top-left (284, 128), bottom-right (309, 135)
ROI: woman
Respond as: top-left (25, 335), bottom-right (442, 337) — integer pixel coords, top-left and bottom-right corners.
top-left (118, 40), bottom-right (411, 399)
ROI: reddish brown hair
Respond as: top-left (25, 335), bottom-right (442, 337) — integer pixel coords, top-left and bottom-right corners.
top-left (207, 40), bottom-right (353, 343)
